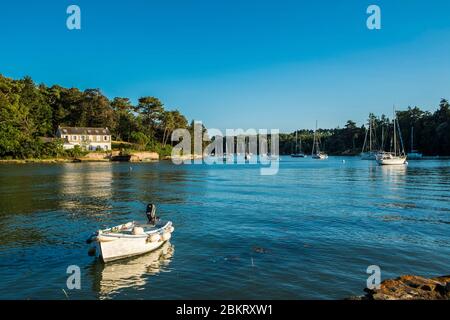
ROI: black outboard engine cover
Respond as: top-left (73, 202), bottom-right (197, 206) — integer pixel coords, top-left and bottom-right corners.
top-left (146, 204), bottom-right (157, 224)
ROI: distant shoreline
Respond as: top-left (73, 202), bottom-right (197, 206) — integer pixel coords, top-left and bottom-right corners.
top-left (1, 154), bottom-right (449, 164)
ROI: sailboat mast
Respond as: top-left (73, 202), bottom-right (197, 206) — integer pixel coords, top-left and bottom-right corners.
top-left (362, 126), bottom-right (368, 153)
top-left (299, 135), bottom-right (302, 153)
top-left (369, 118), bottom-right (372, 151)
top-left (411, 127), bottom-right (414, 152)
top-left (312, 121), bottom-right (317, 156)
top-left (393, 107), bottom-right (397, 156)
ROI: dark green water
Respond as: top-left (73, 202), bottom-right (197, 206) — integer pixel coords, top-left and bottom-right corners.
top-left (0, 157), bottom-right (449, 299)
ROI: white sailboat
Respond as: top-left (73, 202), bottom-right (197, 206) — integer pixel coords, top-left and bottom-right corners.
top-left (376, 109), bottom-right (407, 166)
top-left (407, 127), bottom-right (423, 160)
top-left (312, 121), bottom-right (328, 160)
top-left (291, 131), bottom-right (307, 158)
top-left (361, 117), bottom-right (378, 160)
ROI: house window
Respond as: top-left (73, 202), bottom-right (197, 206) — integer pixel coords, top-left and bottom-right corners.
top-left (73, 136), bottom-right (77, 141)
top-left (104, 136), bottom-right (109, 141)
top-left (96, 136), bottom-right (101, 142)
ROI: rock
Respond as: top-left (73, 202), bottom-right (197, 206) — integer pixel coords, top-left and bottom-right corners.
top-left (355, 275), bottom-right (450, 300)
top-left (77, 152), bottom-right (111, 161)
top-left (253, 247), bottom-right (269, 254)
top-left (129, 152), bottom-right (159, 162)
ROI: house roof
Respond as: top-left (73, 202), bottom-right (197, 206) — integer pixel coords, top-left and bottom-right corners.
top-left (58, 127), bottom-right (111, 135)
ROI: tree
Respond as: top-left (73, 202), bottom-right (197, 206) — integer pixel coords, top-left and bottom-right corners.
top-left (111, 97), bottom-right (135, 141)
top-left (135, 96), bottom-right (164, 137)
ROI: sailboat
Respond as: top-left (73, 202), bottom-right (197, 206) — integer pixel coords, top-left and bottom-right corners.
top-left (312, 121), bottom-right (328, 160)
top-left (407, 127), bottom-right (423, 160)
top-left (376, 109), bottom-right (407, 165)
top-left (291, 131), bottom-right (306, 158)
top-left (361, 117), bottom-right (378, 160)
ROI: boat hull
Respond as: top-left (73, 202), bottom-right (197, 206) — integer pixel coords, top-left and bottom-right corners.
top-left (376, 157), bottom-right (407, 165)
top-left (312, 154), bottom-right (328, 160)
top-left (96, 236), bottom-right (167, 262)
top-left (90, 221), bottom-right (174, 263)
top-left (360, 152), bottom-right (377, 160)
top-left (407, 152), bottom-right (423, 160)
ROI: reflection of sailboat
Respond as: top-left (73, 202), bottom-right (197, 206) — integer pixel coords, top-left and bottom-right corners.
top-left (380, 165), bottom-right (407, 185)
top-left (376, 108), bottom-right (407, 165)
top-left (291, 131), bottom-right (306, 158)
top-left (361, 117), bottom-right (378, 160)
top-left (95, 242), bottom-right (175, 299)
top-left (312, 121), bottom-right (328, 160)
top-left (407, 127), bottom-right (423, 160)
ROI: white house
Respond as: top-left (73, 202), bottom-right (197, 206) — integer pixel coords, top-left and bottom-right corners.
top-left (56, 126), bottom-right (112, 151)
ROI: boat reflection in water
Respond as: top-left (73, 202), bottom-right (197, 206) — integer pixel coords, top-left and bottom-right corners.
top-left (91, 242), bottom-right (174, 299)
top-left (380, 164), bottom-right (407, 185)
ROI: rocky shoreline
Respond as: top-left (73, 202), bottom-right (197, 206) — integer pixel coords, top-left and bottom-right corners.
top-left (349, 275), bottom-right (450, 300)
top-left (0, 152), bottom-right (207, 164)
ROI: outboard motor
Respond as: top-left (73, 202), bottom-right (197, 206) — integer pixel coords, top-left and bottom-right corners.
top-left (146, 204), bottom-right (158, 224)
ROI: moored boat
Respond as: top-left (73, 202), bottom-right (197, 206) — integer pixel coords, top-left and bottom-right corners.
top-left (311, 121), bottom-right (328, 160)
top-left (87, 204), bottom-right (174, 262)
top-left (312, 153), bottom-right (328, 160)
top-left (407, 127), bottom-right (423, 160)
top-left (376, 152), bottom-right (407, 165)
top-left (291, 131), bottom-right (307, 158)
top-left (360, 117), bottom-right (379, 160)
top-left (376, 108), bottom-right (407, 166)
top-left (360, 151), bottom-right (377, 160)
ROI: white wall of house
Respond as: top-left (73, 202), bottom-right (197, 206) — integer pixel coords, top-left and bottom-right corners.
top-left (57, 131), bottom-right (111, 151)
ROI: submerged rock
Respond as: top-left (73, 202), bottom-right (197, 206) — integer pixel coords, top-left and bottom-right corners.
top-left (253, 247), bottom-right (269, 254)
top-left (355, 275), bottom-right (450, 300)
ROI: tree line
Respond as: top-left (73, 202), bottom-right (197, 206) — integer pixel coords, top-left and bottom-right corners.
top-left (0, 74), bottom-right (192, 159)
top-left (1, 74), bottom-right (449, 159)
top-left (279, 99), bottom-right (450, 156)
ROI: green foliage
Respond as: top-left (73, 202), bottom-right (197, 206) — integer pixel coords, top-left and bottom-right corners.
top-left (0, 74), bottom-right (192, 159)
top-left (280, 100), bottom-right (450, 156)
top-left (64, 145), bottom-right (87, 158)
top-left (130, 131), bottom-right (150, 150)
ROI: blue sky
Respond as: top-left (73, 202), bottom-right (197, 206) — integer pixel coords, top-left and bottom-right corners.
top-left (1, 0), bottom-right (450, 132)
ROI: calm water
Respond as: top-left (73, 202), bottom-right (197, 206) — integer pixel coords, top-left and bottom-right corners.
top-left (0, 157), bottom-right (449, 300)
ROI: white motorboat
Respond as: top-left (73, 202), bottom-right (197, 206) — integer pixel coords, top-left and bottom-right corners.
top-left (87, 204), bottom-right (174, 262)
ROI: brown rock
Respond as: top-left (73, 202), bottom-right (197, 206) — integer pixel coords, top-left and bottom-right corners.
top-left (357, 275), bottom-right (450, 300)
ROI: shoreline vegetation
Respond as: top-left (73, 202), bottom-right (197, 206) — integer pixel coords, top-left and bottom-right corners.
top-left (0, 74), bottom-right (197, 161)
top-left (1, 74), bottom-right (450, 161)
